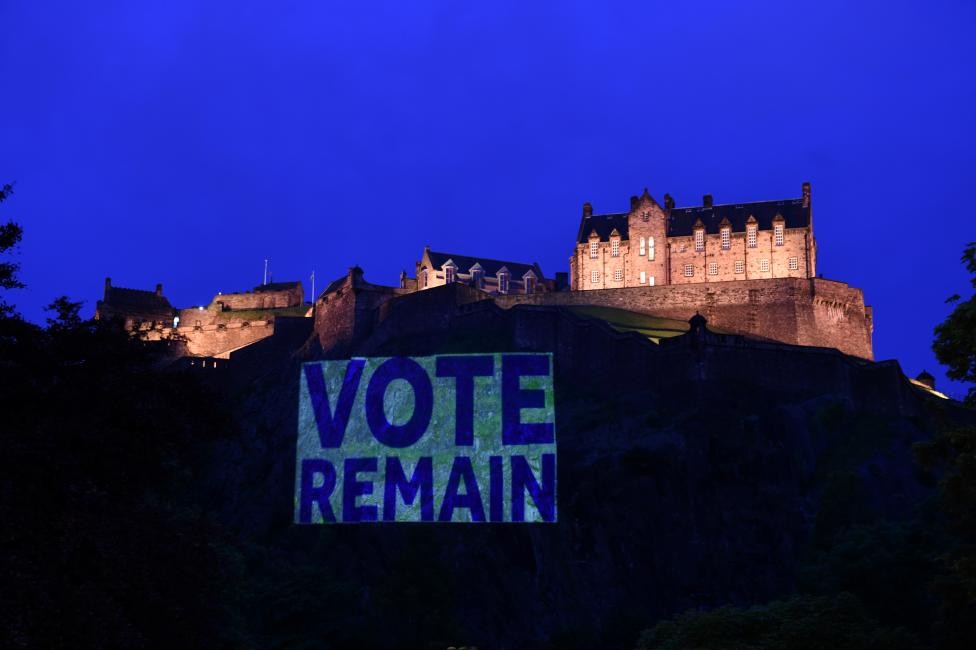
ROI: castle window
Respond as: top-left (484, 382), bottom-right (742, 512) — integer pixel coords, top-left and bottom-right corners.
top-left (614, 269), bottom-right (623, 282)
top-left (422, 268), bottom-right (429, 288)
top-left (694, 229), bottom-right (705, 252)
top-left (789, 257), bottom-right (798, 271)
top-left (591, 270), bottom-right (600, 284)
top-left (683, 264), bottom-right (694, 277)
top-left (708, 262), bottom-right (718, 276)
top-left (648, 275), bottom-right (655, 286)
top-left (774, 223), bottom-right (785, 246)
top-left (471, 268), bottom-right (483, 288)
top-left (498, 271), bottom-right (510, 293)
top-left (525, 275), bottom-right (537, 294)
top-left (648, 237), bottom-right (655, 261)
top-left (721, 227), bottom-right (731, 250)
top-left (735, 260), bottom-right (744, 274)
top-left (641, 211), bottom-right (649, 222)
top-left (444, 265), bottom-right (456, 284)
top-left (589, 242), bottom-right (599, 259)
top-left (747, 225), bottom-right (757, 248)
top-left (639, 271), bottom-right (646, 284)
top-left (639, 237), bottom-right (646, 256)
top-left (611, 239), bottom-right (620, 257)
top-left (759, 259), bottom-right (770, 273)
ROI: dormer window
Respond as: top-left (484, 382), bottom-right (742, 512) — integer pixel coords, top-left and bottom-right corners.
top-left (648, 237), bottom-right (655, 261)
top-left (497, 270), bottom-right (510, 293)
top-left (444, 264), bottom-right (456, 284)
top-left (694, 228), bottom-right (705, 252)
top-left (639, 237), bottom-right (646, 256)
top-left (471, 267), bottom-right (483, 288)
top-left (774, 223), bottom-right (785, 246)
top-left (589, 242), bottom-right (599, 259)
top-left (611, 239), bottom-right (620, 257)
top-left (721, 226), bottom-right (731, 250)
top-left (747, 224), bottom-right (758, 248)
top-left (523, 273), bottom-right (537, 294)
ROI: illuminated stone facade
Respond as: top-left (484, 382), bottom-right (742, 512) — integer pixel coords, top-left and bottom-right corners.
top-left (571, 183), bottom-right (816, 290)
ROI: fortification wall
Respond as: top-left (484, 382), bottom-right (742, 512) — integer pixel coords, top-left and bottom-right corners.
top-left (213, 285), bottom-right (303, 311)
top-left (139, 319), bottom-right (276, 358)
top-left (492, 277), bottom-right (873, 359)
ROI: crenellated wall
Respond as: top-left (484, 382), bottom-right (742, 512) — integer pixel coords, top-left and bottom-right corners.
top-left (490, 277), bottom-right (873, 359)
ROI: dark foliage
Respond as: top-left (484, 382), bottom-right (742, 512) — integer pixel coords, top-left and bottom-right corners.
top-left (0, 310), bottom-right (251, 648)
top-left (933, 242), bottom-right (976, 406)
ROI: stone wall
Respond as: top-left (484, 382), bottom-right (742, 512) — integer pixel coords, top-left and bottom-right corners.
top-left (212, 284), bottom-right (303, 311)
top-left (492, 277), bottom-right (873, 360)
top-left (139, 319), bottom-right (276, 358)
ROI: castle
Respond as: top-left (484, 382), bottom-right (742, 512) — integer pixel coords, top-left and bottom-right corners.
top-left (96, 182), bottom-right (874, 361)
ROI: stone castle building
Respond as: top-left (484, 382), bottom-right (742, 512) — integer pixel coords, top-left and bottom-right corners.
top-left (98, 180), bottom-right (875, 362)
top-left (571, 182), bottom-right (815, 289)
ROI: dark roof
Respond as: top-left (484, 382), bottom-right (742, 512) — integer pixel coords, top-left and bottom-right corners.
top-left (578, 197), bottom-right (810, 241)
top-left (254, 281), bottom-right (301, 293)
top-left (103, 287), bottom-right (173, 313)
top-left (576, 213), bottom-right (629, 244)
top-left (427, 250), bottom-right (544, 279)
top-left (667, 199), bottom-right (809, 236)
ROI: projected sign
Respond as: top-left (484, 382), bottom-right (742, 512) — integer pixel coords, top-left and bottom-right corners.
top-left (295, 353), bottom-right (557, 524)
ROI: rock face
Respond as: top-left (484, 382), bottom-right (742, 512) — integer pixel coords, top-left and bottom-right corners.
top-left (204, 297), bottom-right (969, 649)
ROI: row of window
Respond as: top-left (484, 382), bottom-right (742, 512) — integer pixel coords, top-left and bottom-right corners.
top-left (694, 222), bottom-right (786, 250)
top-left (590, 270), bottom-right (656, 285)
top-left (423, 268), bottom-right (537, 293)
top-left (683, 257), bottom-right (799, 277)
top-left (589, 237), bottom-right (657, 259)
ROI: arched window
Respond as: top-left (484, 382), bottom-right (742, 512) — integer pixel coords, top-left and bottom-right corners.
top-left (648, 237), bottom-right (655, 261)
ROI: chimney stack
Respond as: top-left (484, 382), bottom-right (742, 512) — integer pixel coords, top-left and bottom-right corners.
top-left (582, 202), bottom-right (593, 218)
top-left (802, 181), bottom-right (811, 208)
top-left (703, 194), bottom-right (713, 208)
top-left (630, 196), bottom-right (639, 211)
top-left (155, 283), bottom-right (163, 297)
top-left (664, 193), bottom-right (675, 211)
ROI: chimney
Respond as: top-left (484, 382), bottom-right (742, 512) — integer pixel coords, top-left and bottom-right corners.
top-left (582, 202), bottom-right (593, 218)
top-left (703, 194), bottom-right (713, 208)
top-left (802, 181), bottom-right (811, 208)
top-left (630, 196), bottom-right (639, 211)
top-left (664, 193), bottom-right (675, 211)
top-left (155, 283), bottom-right (163, 297)
top-left (104, 277), bottom-right (112, 298)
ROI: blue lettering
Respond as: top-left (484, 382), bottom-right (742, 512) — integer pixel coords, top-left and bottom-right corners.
top-left (343, 457), bottom-right (378, 522)
top-left (304, 359), bottom-right (365, 449)
top-left (435, 355), bottom-right (494, 446)
top-left (511, 453), bottom-right (556, 522)
top-left (383, 456), bottom-right (434, 521)
top-left (502, 355), bottom-right (555, 445)
top-left (365, 357), bottom-right (433, 448)
top-left (438, 456), bottom-right (486, 522)
top-left (298, 459), bottom-right (336, 523)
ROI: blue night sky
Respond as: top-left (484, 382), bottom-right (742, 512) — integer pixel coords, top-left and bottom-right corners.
top-left (1, 1), bottom-right (974, 398)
